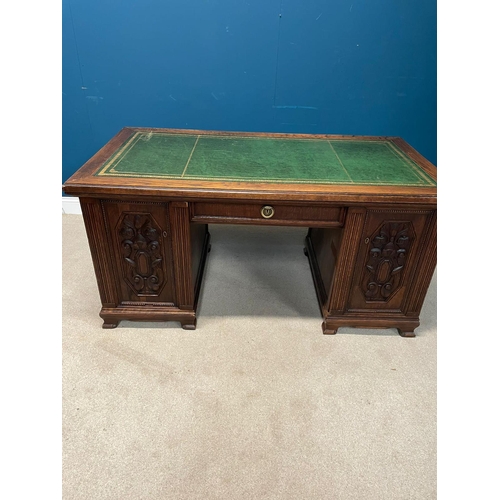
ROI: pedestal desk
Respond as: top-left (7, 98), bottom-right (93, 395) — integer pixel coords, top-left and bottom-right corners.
top-left (63, 128), bottom-right (437, 336)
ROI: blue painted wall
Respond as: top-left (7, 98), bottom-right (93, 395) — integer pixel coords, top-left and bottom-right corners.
top-left (63, 0), bottom-right (436, 184)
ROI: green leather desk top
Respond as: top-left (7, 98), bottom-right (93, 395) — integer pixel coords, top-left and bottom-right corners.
top-left (94, 131), bottom-right (436, 187)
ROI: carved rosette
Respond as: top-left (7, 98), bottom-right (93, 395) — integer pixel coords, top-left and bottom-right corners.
top-left (364, 222), bottom-right (413, 301)
top-left (117, 214), bottom-right (165, 295)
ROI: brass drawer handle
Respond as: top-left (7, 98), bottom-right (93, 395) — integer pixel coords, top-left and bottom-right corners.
top-left (261, 205), bottom-right (275, 219)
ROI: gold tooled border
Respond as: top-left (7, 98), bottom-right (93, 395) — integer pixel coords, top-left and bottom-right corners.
top-left (95, 132), bottom-right (436, 187)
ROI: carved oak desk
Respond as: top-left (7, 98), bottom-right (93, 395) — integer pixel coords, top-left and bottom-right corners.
top-left (63, 128), bottom-right (437, 336)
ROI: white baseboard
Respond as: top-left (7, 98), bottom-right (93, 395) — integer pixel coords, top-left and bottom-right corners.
top-left (62, 197), bottom-right (82, 215)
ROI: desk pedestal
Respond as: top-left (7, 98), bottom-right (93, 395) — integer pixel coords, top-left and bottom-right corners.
top-left (79, 197), bottom-right (436, 336)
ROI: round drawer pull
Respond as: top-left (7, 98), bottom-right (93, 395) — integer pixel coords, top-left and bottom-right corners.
top-left (261, 205), bottom-right (275, 219)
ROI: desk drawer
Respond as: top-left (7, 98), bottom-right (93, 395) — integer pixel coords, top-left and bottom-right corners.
top-left (191, 202), bottom-right (346, 227)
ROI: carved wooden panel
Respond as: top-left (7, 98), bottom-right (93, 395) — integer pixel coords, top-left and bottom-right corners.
top-left (101, 202), bottom-right (175, 305)
top-left (345, 209), bottom-right (432, 314)
top-left (117, 213), bottom-right (165, 296)
top-left (363, 222), bottom-right (414, 302)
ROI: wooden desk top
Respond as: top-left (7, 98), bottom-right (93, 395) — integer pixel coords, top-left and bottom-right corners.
top-left (63, 128), bottom-right (437, 204)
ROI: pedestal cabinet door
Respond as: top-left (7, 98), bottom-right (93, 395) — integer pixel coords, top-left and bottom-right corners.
top-left (346, 209), bottom-right (433, 314)
top-left (102, 201), bottom-right (176, 306)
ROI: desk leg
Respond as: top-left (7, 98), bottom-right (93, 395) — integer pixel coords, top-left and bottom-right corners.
top-left (181, 319), bottom-right (197, 330)
top-left (102, 322), bottom-right (119, 329)
top-left (322, 322), bottom-right (338, 335)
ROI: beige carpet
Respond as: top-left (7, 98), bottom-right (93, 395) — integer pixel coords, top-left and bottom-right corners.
top-left (62, 214), bottom-right (436, 499)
